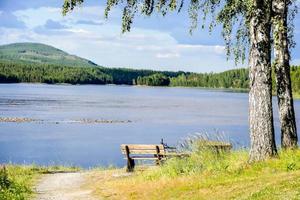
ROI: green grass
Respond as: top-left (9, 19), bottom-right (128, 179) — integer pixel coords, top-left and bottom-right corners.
top-left (88, 149), bottom-right (300, 200)
top-left (0, 165), bottom-right (79, 200)
top-left (294, 92), bottom-right (300, 99)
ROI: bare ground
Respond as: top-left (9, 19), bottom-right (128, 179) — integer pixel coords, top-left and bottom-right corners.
top-left (34, 172), bottom-right (99, 200)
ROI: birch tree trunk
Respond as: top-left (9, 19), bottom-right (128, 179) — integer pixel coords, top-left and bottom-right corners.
top-left (249, 0), bottom-right (277, 161)
top-left (272, 0), bottom-right (298, 149)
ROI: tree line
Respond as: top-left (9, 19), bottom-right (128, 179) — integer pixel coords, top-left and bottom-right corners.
top-left (169, 68), bottom-right (249, 89)
top-left (2, 61), bottom-right (299, 97)
top-left (0, 61), bottom-right (184, 85)
top-left (136, 73), bottom-right (170, 86)
top-left (136, 67), bottom-right (300, 97)
top-left (101, 68), bottom-right (180, 85)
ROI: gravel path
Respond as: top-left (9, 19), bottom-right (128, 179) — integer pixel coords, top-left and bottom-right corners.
top-left (34, 172), bottom-right (98, 200)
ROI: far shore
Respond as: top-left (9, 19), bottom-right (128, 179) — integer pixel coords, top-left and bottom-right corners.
top-left (0, 117), bottom-right (132, 124)
top-left (1, 82), bottom-right (299, 99)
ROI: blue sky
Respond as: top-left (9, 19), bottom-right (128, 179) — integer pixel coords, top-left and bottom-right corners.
top-left (0, 0), bottom-right (299, 72)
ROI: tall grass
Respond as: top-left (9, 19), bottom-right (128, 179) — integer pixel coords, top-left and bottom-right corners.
top-left (143, 134), bottom-right (300, 180)
top-left (91, 144), bottom-right (300, 199)
top-left (144, 149), bottom-right (248, 180)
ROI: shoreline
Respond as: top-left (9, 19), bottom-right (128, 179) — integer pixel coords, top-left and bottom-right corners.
top-left (0, 117), bottom-right (132, 124)
top-left (1, 82), bottom-right (299, 99)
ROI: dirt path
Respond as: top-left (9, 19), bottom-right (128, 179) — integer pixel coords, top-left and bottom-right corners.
top-left (34, 172), bottom-right (98, 200)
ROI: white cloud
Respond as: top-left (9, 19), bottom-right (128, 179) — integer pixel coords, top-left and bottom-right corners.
top-left (14, 7), bottom-right (62, 28)
top-left (2, 6), bottom-right (237, 72)
top-left (156, 52), bottom-right (180, 58)
top-left (68, 28), bottom-right (90, 34)
top-left (176, 44), bottom-right (225, 55)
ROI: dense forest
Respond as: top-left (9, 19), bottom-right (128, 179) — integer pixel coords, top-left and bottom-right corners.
top-left (0, 61), bottom-right (182, 85)
top-left (169, 68), bottom-right (249, 89)
top-left (101, 68), bottom-right (181, 85)
top-left (0, 61), bottom-right (299, 96)
top-left (136, 73), bottom-right (170, 86)
top-left (0, 62), bottom-right (112, 84)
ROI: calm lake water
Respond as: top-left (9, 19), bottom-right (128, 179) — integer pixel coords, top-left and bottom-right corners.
top-left (0, 84), bottom-right (299, 168)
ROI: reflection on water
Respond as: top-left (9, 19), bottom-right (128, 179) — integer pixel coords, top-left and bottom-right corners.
top-left (0, 84), bottom-right (299, 168)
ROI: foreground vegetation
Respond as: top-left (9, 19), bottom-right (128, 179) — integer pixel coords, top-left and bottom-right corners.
top-left (86, 149), bottom-right (300, 200)
top-left (2, 149), bottom-right (300, 199)
top-left (0, 165), bottom-right (78, 200)
top-left (0, 165), bottom-right (37, 200)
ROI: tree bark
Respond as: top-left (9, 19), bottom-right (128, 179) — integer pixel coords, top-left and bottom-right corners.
top-left (272, 0), bottom-right (298, 149)
top-left (249, 0), bottom-right (277, 162)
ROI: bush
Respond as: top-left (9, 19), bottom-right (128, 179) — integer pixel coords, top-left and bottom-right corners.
top-left (0, 166), bottom-right (10, 190)
top-left (0, 166), bottom-right (36, 200)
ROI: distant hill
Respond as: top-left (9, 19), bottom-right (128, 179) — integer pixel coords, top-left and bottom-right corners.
top-left (0, 43), bottom-right (98, 67)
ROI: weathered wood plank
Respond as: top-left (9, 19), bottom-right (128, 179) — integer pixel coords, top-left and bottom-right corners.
top-left (165, 152), bottom-right (190, 157)
top-left (197, 140), bottom-right (232, 147)
top-left (121, 149), bottom-right (166, 154)
top-left (123, 157), bottom-right (167, 160)
top-left (121, 144), bottom-right (166, 155)
top-left (121, 144), bottom-right (165, 150)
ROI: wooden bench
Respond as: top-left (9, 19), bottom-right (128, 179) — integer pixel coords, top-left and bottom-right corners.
top-left (196, 140), bottom-right (232, 152)
top-left (121, 144), bottom-right (168, 172)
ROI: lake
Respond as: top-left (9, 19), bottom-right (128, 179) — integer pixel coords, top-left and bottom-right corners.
top-left (0, 84), bottom-right (299, 168)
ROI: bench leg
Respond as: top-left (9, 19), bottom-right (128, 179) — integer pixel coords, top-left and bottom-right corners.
top-left (155, 159), bottom-right (160, 165)
top-left (127, 158), bottom-right (135, 172)
top-left (155, 155), bottom-right (162, 166)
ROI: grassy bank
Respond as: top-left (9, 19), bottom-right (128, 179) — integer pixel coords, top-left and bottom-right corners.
top-left (3, 150), bottom-right (300, 199)
top-left (0, 165), bottom-right (78, 200)
top-left (86, 149), bottom-right (300, 200)
top-left (294, 92), bottom-right (300, 99)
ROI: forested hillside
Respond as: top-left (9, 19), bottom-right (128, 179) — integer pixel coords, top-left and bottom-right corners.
top-left (0, 62), bottom-right (112, 84)
top-left (0, 43), bottom-right (98, 67)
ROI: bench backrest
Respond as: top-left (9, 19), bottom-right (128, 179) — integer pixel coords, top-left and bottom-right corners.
top-left (196, 140), bottom-right (232, 151)
top-left (121, 144), bottom-right (165, 155)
